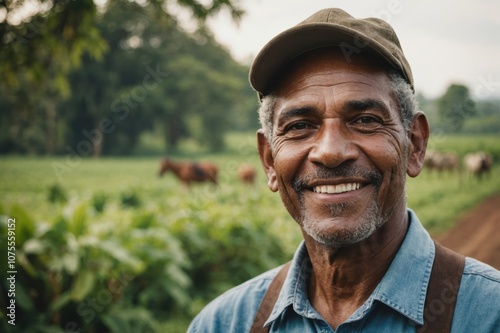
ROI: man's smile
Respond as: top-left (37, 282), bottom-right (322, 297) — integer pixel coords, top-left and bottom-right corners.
top-left (293, 163), bottom-right (382, 198)
top-left (312, 182), bottom-right (362, 194)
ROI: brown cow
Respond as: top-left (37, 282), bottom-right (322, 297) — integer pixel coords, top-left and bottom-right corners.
top-left (237, 164), bottom-right (257, 185)
top-left (424, 151), bottom-right (460, 174)
top-left (158, 159), bottom-right (218, 187)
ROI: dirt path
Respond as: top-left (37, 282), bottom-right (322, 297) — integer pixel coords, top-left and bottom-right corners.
top-left (435, 194), bottom-right (500, 270)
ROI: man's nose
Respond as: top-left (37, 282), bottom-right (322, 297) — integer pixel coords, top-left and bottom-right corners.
top-left (308, 120), bottom-right (359, 168)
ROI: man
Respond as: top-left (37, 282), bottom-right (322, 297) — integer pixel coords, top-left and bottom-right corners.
top-left (188, 8), bottom-right (500, 333)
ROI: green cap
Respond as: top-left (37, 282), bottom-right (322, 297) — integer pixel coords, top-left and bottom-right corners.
top-left (249, 8), bottom-right (413, 99)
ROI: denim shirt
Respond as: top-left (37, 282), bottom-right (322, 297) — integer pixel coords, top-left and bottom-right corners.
top-left (188, 209), bottom-right (500, 332)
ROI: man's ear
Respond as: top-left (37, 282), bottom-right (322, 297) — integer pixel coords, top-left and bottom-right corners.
top-left (257, 129), bottom-right (279, 192)
top-left (407, 112), bottom-right (430, 177)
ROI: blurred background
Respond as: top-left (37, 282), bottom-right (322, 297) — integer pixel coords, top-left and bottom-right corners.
top-left (0, 0), bottom-right (499, 332)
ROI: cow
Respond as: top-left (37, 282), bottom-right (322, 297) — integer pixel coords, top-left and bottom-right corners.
top-left (464, 151), bottom-right (493, 180)
top-left (237, 164), bottom-right (257, 185)
top-left (158, 159), bottom-right (218, 187)
top-left (424, 151), bottom-right (460, 174)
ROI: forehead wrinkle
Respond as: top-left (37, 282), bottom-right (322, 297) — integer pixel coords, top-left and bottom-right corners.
top-left (284, 79), bottom-right (387, 104)
top-left (297, 69), bottom-right (387, 88)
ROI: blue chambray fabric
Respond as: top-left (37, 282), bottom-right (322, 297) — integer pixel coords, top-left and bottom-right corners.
top-left (187, 209), bottom-right (500, 333)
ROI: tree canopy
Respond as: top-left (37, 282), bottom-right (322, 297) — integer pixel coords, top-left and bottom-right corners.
top-left (437, 84), bottom-right (476, 132)
top-left (1, 0), bottom-right (260, 155)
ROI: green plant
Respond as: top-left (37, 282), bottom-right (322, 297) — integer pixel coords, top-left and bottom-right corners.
top-left (0, 202), bottom-right (189, 333)
top-left (169, 199), bottom-right (290, 305)
top-left (120, 189), bottom-right (141, 208)
top-left (47, 183), bottom-right (68, 203)
top-left (91, 192), bottom-right (108, 213)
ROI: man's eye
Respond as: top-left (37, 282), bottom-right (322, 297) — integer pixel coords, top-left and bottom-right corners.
top-left (288, 122), bottom-right (311, 131)
top-left (355, 116), bottom-right (380, 125)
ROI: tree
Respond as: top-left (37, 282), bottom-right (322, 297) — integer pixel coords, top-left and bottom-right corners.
top-left (0, 0), bottom-right (245, 155)
top-left (0, 0), bottom-right (243, 92)
top-left (60, 2), bottom-right (170, 156)
top-left (59, 1), bottom-right (253, 155)
top-left (437, 84), bottom-right (476, 132)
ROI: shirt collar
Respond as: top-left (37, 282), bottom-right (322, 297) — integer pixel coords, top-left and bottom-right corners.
top-left (264, 209), bottom-right (435, 327)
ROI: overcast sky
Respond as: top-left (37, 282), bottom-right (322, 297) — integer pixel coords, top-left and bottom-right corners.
top-left (206, 0), bottom-right (500, 99)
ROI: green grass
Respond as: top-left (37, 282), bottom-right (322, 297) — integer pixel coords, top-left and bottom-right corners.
top-left (407, 167), bottom-right (500, 235)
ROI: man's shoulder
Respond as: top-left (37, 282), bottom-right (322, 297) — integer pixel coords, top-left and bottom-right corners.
top-left (462, 257), bottom-right (500, 288)
top-left (463, 257), bottom-right (500, 282)
top-left (453, 258), bottom-right (500, 331)
top-left (457, 257), bottom-right (500, 306)
top-left (187, 265), bottom-right (282, 333)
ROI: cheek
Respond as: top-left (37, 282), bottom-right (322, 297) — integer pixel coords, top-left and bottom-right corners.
top-left (272, 154), bottom-right (305, 220)
top-left (370, 131), bottom-right (407, 163)
top-left (273, 150), bottom-right (301, 185)
top-left (374, 144), bottom-right (409, 205)
top-left (272, 139), bottom-right (308, 174)
top-left (272, 142), bottom-right (308, 198)
top-left (361, 137), bottom-right (408, 183)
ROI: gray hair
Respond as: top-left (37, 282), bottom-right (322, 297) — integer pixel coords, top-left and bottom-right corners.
top-left (257, 71), bottom-right (418, 144)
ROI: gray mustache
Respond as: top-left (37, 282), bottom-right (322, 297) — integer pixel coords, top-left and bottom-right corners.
top-left (292, 163), bottom-right (383, 192)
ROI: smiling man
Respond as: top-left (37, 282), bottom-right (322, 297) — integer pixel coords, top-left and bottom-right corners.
top-left (187, 8), bottom-right (500, 333)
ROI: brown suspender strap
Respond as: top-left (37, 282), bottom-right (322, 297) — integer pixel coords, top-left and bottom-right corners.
top-left (418, 241), bottom-right (465, 332)
top-left (250, 241), bottom-right (465, 333)
top-left (250, 262), bottom-right (291, 333)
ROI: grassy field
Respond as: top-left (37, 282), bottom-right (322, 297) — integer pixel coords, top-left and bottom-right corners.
top-left (1, 133), bottom-right (499, 331)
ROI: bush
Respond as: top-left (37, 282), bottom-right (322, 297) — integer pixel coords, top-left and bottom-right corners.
top-left (47, 183), bottom-right (68, 203)
top-left (169, 200), bottom-right (290, 305)
top-left (0, 202), bottom-right (184, 332)
top-left (120, 189), bottom-right (141, 208)
top-left (91, 192), bottom-right (108, 213)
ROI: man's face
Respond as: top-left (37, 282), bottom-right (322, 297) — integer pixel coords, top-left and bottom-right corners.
top-left (258, 50), bottom-right (424, 248)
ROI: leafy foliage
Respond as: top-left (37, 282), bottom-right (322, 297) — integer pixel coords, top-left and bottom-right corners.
top-left (0, 0), bottom-right (243, 91)
top-left (91, 192), bottom-right (108, 213)
top-left (0, 185), bottom-right (289, 332)
top-left (120, 188), bottom-right (142, 208)
top-left (47, 183), bottom-right (68, 204)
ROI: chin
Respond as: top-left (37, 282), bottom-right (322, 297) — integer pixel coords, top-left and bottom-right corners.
top-left (303, 220), bottom-right (379, 248)
top-left (300, 200), bottom-right (387, 248)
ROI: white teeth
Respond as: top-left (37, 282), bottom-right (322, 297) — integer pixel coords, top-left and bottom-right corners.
top-left (313, 183), bottom-right (361, 194)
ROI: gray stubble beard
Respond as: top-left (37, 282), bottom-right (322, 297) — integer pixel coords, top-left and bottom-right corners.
top-left (299, 197), bottom-right (387, 248)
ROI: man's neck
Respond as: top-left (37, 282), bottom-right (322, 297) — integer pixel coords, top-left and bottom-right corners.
top-left (304, 210), bottom-right (409, 329)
